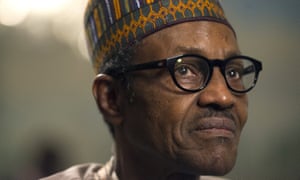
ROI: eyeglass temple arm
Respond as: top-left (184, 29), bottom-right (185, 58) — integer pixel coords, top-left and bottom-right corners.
top-left (104, 59), bottom-right (167, 76)
top-left (242, 61), bottom-right (263, 75)
top-left (243, 65), bottom-right (255, 75)
top-left (125, 59), bottom-right (167, 72)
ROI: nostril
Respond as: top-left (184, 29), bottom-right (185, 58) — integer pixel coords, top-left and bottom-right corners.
top-left (198, 100), bottom-right (234, 111)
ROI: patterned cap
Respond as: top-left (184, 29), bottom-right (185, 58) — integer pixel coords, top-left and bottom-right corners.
top-left (84, 0), bottom-right (233, 73)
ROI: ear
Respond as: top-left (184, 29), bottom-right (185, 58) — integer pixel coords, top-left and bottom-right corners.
top-left (92, 74), bottom-right (123, 126)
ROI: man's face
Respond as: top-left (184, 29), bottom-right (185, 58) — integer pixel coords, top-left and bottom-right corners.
top-left (118, 21), bottom-right (248, 175)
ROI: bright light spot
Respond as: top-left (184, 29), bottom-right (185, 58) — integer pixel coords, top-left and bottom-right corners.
top-left (0, 0), bottom-right (29, 26)
top-left (0, 0), bottom-right (72, 26)
top-left (0, 0), bottom-right (90, 62)
top-left (27, 0), bottom-right (72, 15)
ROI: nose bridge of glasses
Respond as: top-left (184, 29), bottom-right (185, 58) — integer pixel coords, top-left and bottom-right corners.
top-left (209, 59), bottom-right (226, 67)
top-left (207, 59), bottom-right (237, 92)
top-left (208, 59), bottom-right (227, 76)
top-left (203, 63), bottom-right (234, 100)
top-left (207, 60), bottom-right (228, 84)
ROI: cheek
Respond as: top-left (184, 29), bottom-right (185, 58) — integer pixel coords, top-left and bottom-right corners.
top-left (127, 81), bottom-right (186, 156)
top-left (123, 85), bottom-right (184, 155)
top-left (236, 95), bottom-right (248, 130)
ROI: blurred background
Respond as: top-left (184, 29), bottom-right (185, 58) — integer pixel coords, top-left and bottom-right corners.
top-left (0, 0), bottom-right (299, 179)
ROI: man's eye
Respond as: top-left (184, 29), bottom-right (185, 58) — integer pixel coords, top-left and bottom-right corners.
top-left (226, 68), bottom-right (242, 80)
top-left (175, 64), bottom-right (197, 77)
top-left (177, 66), bottom-right (189, 75)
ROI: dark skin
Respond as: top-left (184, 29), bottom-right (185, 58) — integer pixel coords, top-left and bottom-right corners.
top-left (93, 21), bottom-right (248, 180)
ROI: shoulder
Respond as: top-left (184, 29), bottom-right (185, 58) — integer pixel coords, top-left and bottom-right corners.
top-left (201, 176), bottom-right (230, 180)
top-left (40, 163), bottom-right (102, 180)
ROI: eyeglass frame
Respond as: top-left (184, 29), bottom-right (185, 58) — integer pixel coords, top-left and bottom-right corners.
top-left (105, 54), bottom-right (263, 93)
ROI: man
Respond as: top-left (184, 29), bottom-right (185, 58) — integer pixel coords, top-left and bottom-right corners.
top-left (42, 0), bottom-right (262, 179)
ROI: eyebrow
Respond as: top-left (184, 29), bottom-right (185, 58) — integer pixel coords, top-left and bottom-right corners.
top-left (174, 46), bottom-right (241, 59)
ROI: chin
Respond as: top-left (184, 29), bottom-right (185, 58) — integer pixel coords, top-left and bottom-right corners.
top-left (209, 141), bottom-right (238, 174)
top-left (204, 159), bottom-right (236, 176)
top-left (197, 156), bottom-right (236, 176)
top-left (176, 143), bottom-right (238, 176)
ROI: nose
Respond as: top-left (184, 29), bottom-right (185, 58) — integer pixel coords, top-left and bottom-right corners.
top-left (197, 68), bottom-right (235, 110)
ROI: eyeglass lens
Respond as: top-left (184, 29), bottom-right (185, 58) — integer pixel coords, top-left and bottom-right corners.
top-left (173, 57), bottom-right (210, 91)
top-left (225, 58), bottom-right (256, 92)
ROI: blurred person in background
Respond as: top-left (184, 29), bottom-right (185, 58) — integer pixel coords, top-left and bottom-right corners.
top-left (42, 0), bottom-right (262, 179)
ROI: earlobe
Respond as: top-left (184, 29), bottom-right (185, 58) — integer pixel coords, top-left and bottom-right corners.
top-left (93, 74), bottom-right (122, 125)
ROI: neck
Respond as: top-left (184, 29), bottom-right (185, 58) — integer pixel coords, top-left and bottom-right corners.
top-left (114, 135), bottom-right (200, 180)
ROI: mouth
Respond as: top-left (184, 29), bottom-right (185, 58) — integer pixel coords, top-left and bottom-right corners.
top-left (191, 117), bottom-right (237, 139)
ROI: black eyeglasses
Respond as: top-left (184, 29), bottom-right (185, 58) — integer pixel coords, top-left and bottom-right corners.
top-left (107, 54), bottom-right (262, 93)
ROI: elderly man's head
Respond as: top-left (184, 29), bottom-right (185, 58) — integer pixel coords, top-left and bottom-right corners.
top-left (85, 0), bottom-right (262, 177)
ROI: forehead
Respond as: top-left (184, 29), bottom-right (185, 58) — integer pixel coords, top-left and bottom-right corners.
top-left (133, 21), bottom-right (239, 62)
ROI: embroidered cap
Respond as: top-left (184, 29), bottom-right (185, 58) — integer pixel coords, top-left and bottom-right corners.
top-left (84, 0), bottom-right (233, 73)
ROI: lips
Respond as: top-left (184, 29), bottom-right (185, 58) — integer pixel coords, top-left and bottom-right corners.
top-left (191, 117), bottom-right (237, 135)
